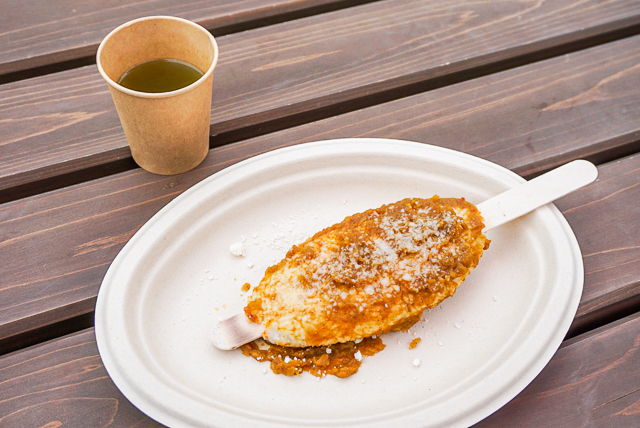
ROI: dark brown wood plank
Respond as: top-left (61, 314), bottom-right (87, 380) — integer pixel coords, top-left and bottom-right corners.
top-left (0, 0), bottom-right (362, 76)
top-left (2, 0), bottom-right (640, 196)
top-left (222, 35), bottom-right (640, 179)
top-left (560, 158), bottom-right (640, 305)
top-left (557, 154), bottom-right (640, 337)
top-left (475, 312), bottom-right (640, 427)
top-left (2, 312), bottom-right (639, 426)
top-left (2, 33), bottom-right (640, 350)
top-left (0, 329), bottom-right (163, 427)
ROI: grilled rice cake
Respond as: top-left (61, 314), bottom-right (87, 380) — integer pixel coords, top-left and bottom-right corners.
top-left (245, 196), bottom-right (489, 347)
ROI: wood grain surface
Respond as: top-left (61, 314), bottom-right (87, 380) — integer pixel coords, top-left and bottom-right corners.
top-left (475, 312), bottom-right (640, 427)
top-left (2, 0), bottom-right (640, 197)
top-left (0, 0), bottom-right (364, 76)
top-left (221, 35), bottom-right (640, 178)
top-left (1, 311), bottom-right (638, 427)
top-left (557, 153), bottom-right (640, 337)
top-left (0, 329), bottom-right (163, 427)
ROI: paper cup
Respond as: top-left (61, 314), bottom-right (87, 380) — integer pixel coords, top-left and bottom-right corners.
top-left (97, 16), bottom-right (219, 175)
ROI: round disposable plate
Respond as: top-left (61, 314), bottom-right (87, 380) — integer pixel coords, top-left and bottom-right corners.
top-left (95, 138), bottom-right (583, 427)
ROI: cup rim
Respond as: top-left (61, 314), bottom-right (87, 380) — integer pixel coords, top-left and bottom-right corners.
top-left (96, 15), bottom-right (219, 99)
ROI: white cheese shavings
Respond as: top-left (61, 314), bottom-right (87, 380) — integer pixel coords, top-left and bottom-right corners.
top-left (412, 358), bottom-right (421, 367)
top-left (229, 242), bottom-right (245, 257)
top-left (354, 351), bottom-right (363, 361)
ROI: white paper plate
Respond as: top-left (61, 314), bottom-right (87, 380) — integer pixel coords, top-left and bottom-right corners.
top-left (95, 138), bottom-right (583, 427)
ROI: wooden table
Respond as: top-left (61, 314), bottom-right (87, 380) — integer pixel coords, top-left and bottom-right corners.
top-left (1, 1), bottom-right (639, 426)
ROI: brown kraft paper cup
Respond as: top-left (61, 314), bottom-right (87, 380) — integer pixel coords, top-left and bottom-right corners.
top-left (97, 16), bottom-right (219, 175)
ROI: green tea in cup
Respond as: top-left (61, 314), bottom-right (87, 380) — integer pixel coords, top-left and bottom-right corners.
top-left (118, 58), bottom-right (204, 93)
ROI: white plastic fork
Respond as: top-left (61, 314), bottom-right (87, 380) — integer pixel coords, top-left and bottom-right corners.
top-left (211, 159), bottom-right (598, 350)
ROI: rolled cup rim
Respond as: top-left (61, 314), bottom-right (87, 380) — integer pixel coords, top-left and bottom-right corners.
top-left (96, 15), bottom-right (219, 99)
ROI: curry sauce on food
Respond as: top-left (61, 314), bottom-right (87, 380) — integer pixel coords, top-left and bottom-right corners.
top-left (242, 196), bottom-right (489, 377)
top-left (241, 336), bottom-right (385, 378)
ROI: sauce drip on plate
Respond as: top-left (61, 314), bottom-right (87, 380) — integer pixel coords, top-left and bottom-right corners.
top-left (241, 336), bottom-right (385, 378)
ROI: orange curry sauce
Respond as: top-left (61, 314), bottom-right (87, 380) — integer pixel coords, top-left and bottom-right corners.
top-left (241, 336), bottom-right (385, 378)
